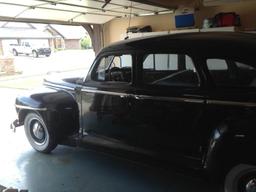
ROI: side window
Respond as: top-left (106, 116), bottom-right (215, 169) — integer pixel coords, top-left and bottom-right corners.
top-left (142, 53), bottom-right (199, 87)
top-left (93, 54), bottom-right (132, 83)
top-left (95, 56), bottom-right (112, 81)
top-left (207, 59), bottom-right (228, 70)
top-left (207, 58), bottom-right (256, 88)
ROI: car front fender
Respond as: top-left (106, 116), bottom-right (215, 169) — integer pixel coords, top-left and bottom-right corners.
top-left (15, 87), bottom-right (80, 140)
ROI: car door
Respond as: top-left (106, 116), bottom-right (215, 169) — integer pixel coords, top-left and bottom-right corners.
top-left (23, 42), bottom-right (30, 54)
top-left (80, 53), bottom-right (140, 150)
top-left (204, 57), bottom-right (256, 126)
top-left (130, 52), bottom-right (206, 161)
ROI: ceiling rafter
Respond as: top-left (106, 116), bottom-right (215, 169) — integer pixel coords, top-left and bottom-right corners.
top-left (36, 0), bottom-right (138, 15)
top-left (0, 1), bottom-right (121, 18)
top-left (86, 0), bottom-right (168, 12)
top-left (0, 15), bottom-right (90, 25)
top-left (129, 0), bottom-right (177, 9)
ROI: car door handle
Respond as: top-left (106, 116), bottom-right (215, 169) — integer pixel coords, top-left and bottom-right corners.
top-left (120, 94), bottom-right (131, 99)
top-left (134, 95), bottom-right (149, 100)
top-left (134, 95), bottom-right (142, 100)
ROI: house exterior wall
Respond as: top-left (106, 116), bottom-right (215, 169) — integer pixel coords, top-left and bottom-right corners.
top-left (53, 38), bottom-right (64, 49)
top-left (0, 40), bottom-right (3, 56)
top-left (64, 39), bottom-right (81, 49)
top-left (103, 1), bottom-right (256, 46)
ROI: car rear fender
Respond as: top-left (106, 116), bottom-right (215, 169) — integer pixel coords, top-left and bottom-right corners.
top-left (203, 116), bottom-right (256, 177)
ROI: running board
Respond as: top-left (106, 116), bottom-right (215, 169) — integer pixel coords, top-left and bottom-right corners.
top-left (77, 135), bottom-right (154, 156)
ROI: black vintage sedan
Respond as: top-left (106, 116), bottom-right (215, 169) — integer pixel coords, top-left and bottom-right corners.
top-left (12, 32), bottom-right (256, 192)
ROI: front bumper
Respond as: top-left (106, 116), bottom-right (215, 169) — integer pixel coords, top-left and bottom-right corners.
top-left (37, 49), bottom-right (51, 55)
top-left (10, 119), bottom-right (21, 132)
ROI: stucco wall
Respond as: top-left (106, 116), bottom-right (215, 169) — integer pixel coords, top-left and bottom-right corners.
top-left (103, 14), bottom-right (173, 46)
top-left (103, 1), bottom-right (256, 46)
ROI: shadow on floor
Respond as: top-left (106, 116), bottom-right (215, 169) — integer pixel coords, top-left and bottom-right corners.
top-left (14, 146), bottom-right (217, 192)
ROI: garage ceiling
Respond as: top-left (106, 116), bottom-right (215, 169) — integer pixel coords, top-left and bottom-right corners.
top-left (0, 0), bottom-right (173, 25)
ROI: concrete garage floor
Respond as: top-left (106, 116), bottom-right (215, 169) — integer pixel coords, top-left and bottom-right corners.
top-left (0, 88), bottom-right (216, 192)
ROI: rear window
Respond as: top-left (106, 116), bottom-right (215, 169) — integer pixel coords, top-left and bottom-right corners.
top-left (207, 58), bottom-right (256, 88)
top-left (142, 53), bottom-right (199, 87)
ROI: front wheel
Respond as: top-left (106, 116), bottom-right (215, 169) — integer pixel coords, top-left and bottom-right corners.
top-left (24, 112), bottom-right (57, 153)
top-left (32, 50), bottom-right (38, 58)
top-left (225, 164), bottom-right (256, 192)
top-left (13, 49), bottom-right (18, 56)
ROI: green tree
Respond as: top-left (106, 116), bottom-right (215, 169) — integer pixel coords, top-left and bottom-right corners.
top-left (80, 36), bottom-right (92, 49)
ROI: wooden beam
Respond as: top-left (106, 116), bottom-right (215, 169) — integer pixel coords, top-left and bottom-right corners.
top-left (130, 0), bottom-right (197, 9)
top-left (130, 0), bottom-right (177, 9)
top-left (36, 0), bottom-right (132, 15)
top-left (0, 16), bottom-right (92, 26)
top-left (82, 24), bottom-right (103, 55)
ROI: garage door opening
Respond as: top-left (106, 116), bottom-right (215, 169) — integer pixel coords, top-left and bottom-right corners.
top-left (0, 22), bottom-right (95, 90)
top-left (1, 0), bottom-right (256, 191)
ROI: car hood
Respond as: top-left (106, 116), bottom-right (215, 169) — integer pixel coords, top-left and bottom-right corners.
top-left (33, 45), bottom-right (50, 49)
top-left (43, 70), bottom-right (88, 90)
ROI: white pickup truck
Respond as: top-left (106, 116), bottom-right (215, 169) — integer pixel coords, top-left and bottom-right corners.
top-left (10, 42), bottom-right (51, 58)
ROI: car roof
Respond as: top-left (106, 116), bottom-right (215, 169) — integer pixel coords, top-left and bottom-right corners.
top-left (100, 32), bottom-right (256, 63)
top-left (99, 32), bottom-right (256, 63)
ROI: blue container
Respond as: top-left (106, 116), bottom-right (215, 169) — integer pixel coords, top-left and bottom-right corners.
top-left (175, 13), bottom-right (195, 28)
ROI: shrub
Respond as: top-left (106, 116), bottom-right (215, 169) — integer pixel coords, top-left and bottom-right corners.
top-left (80, 36), bottom-right (92, 49)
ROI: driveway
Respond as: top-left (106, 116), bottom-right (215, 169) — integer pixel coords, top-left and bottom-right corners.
top-left (13, 49), bottom-right (95, 76)
top-left (0, 49), bottom-right (94, 89)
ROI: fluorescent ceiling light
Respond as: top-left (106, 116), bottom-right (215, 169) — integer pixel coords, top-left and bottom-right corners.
top-left (158, 10), bottom-right (174, 14)
top-left (138, 10), bottom-right (173, 17)
top-left (138, 12), bottom-right (155, 16)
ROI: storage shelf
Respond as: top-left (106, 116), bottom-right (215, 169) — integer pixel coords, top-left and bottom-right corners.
top-left (120, 27), bottom-right (242, 40)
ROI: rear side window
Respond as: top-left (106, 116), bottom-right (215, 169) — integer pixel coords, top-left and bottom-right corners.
top-left (207, 59), bottom-right (228, 70)
top-left (143, 54), bottom-right (178, 70)
top-left (93, 54), bottom-right (132, 83)
top-left (142, 53), bottom-right (199, 87)
top-left (207, 58), bottom-right (256, 88)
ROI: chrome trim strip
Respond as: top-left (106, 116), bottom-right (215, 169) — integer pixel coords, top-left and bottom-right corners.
top-left (207, 100), bottom-right (256, 107)
top-left (44, 82), bottom-right (75, 91)
top-left (15, 104), bottom-right (47, 111)
top-left (81, 88), bottom-right (131, 97)
top-left (134, 95), bottom-right (204, 104)
top-left (82, 86), bottom-right (97, 90)
top-left (235, 134), bottom-right (246, 138)
top-left (81, 87), bottom-right (204, 104)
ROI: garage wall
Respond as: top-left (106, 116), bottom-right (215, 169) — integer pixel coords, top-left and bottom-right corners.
top-left (103, 14), bottom-right (173, 45)
top-left (196, 1), bottom-right (256, 31)
top-left (103, 0), bottom-right (256, 46)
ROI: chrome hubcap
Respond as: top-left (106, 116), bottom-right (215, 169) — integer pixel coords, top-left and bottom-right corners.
top-left (246, 179), bottom-right (256, 192)
top-left (32, 121), bottom-right (45, 141)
